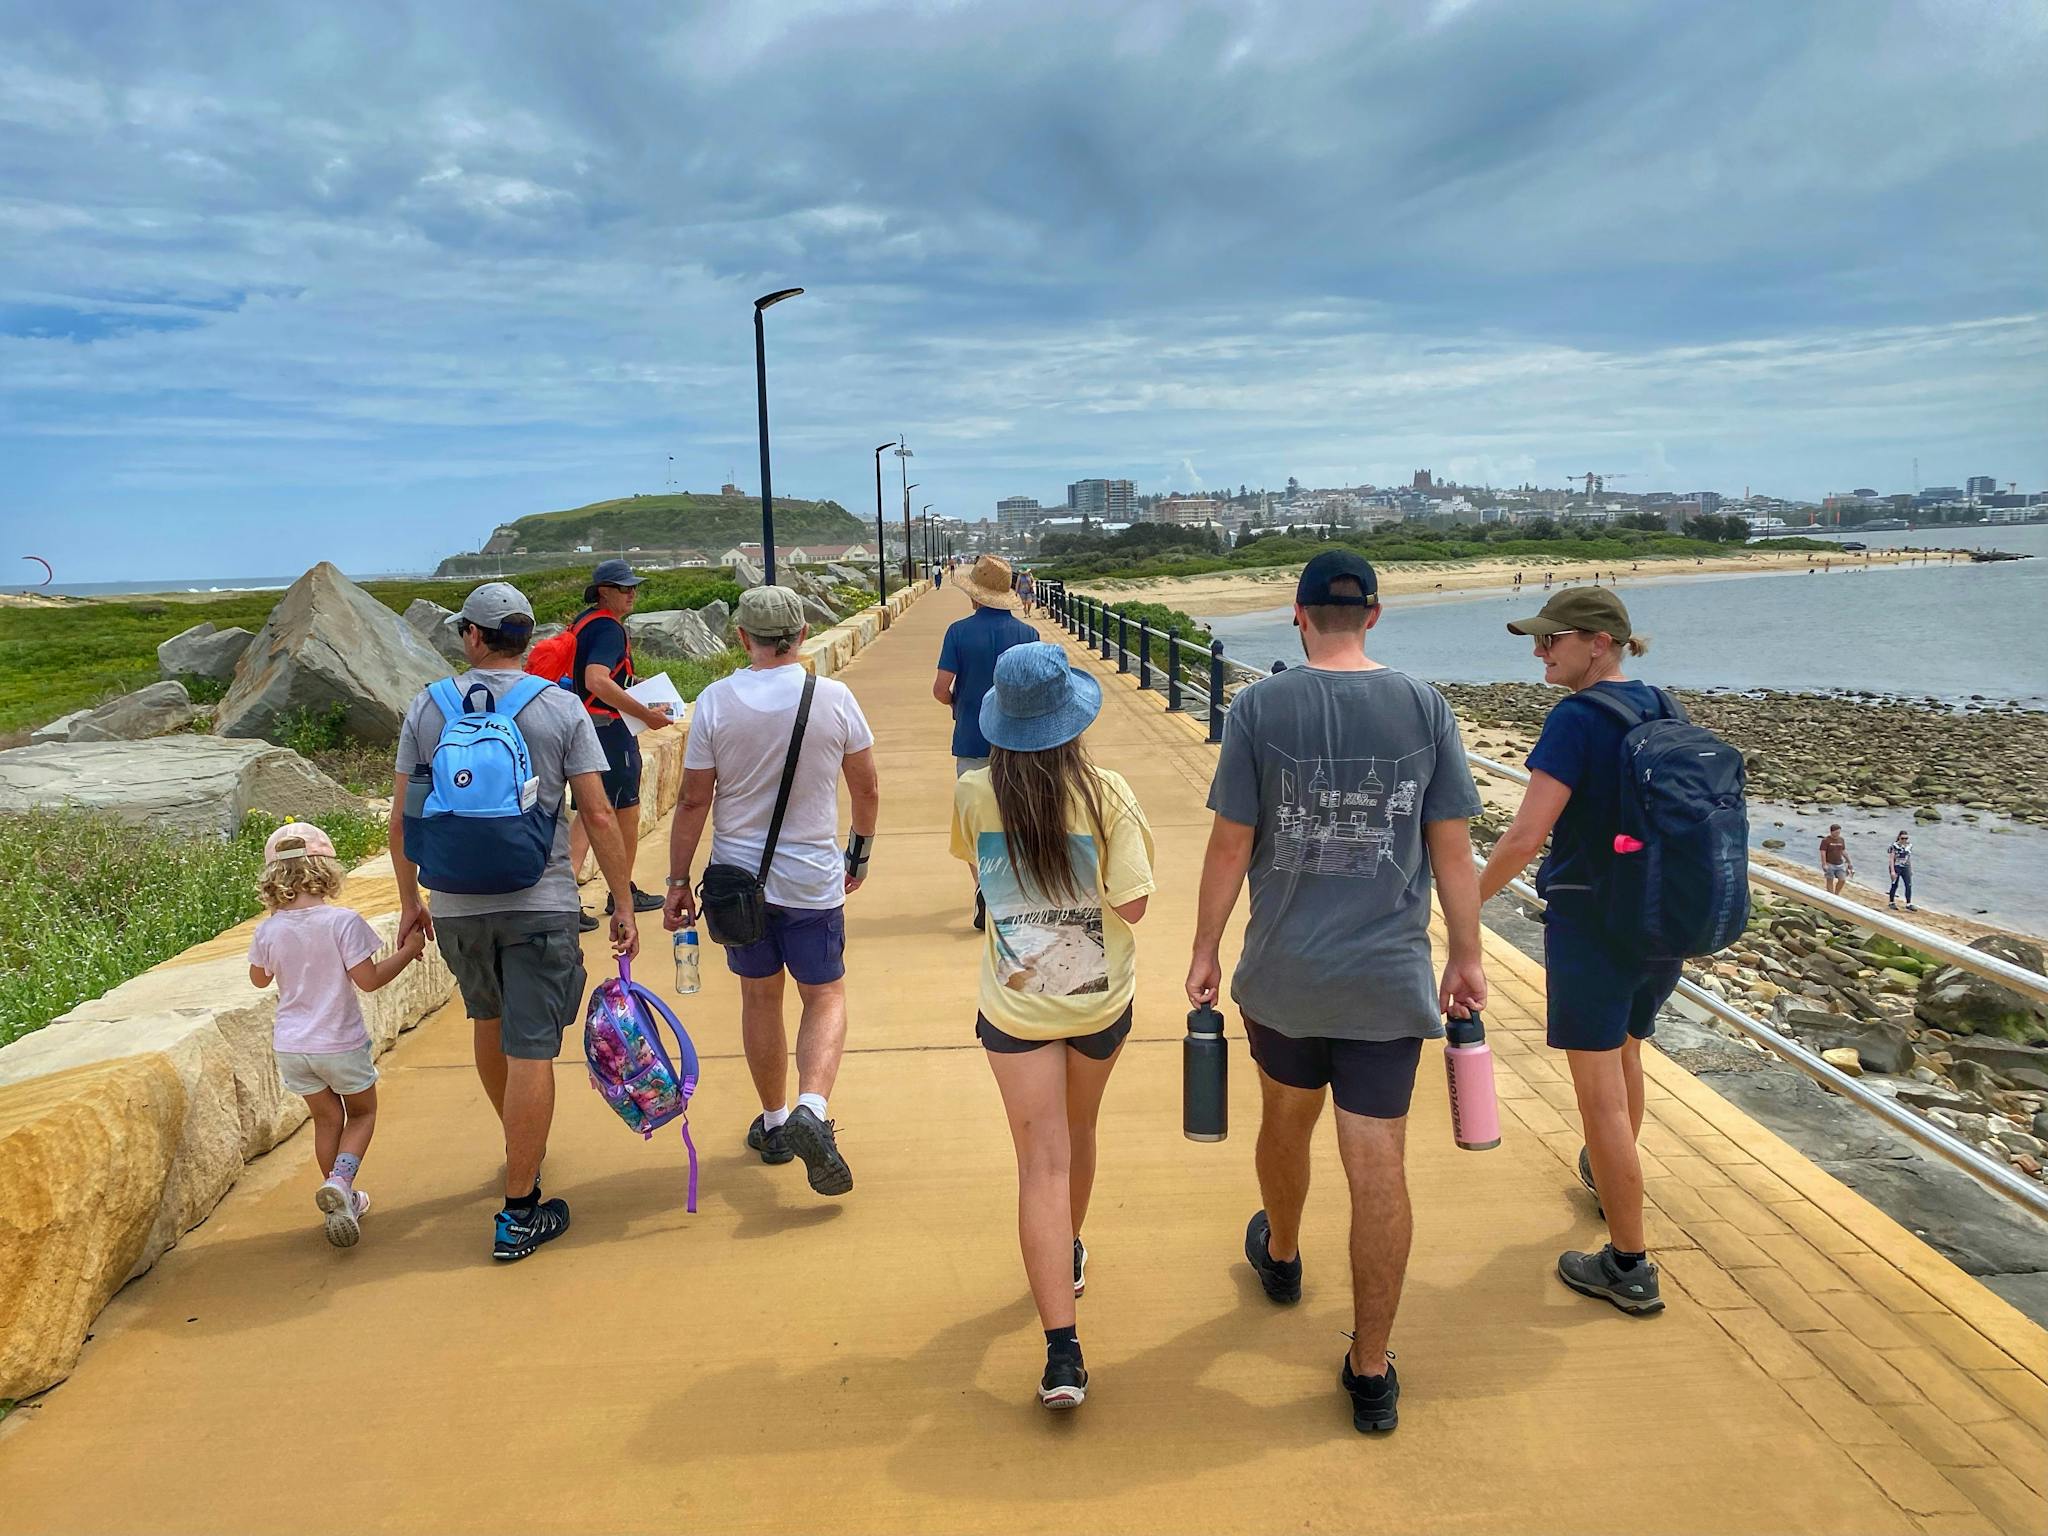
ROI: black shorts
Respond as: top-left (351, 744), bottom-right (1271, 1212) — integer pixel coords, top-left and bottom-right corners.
top-left (574, 717), bottom-right (642, 810)
top-left (1542, 916), bottom-right (1681, 1053)
top-left (1245, 1019), bottom-right (1423, 1120)
top-left (977, 1004), bottom-right (1132, 1061)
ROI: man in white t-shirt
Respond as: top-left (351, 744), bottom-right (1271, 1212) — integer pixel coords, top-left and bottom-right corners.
top-left (663, 585), bottom-right (880, 1197)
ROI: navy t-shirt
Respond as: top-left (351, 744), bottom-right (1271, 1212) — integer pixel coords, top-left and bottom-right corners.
top-left (938, 606), bottom-right (1039, 758)
top-left (1525, 679), bottom-right (1666, 900)
top-left (571, 608), bottom-right (631, 718)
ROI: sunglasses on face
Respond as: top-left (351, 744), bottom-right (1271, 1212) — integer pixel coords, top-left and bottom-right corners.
top-left (1533, 629), bottom-right (1583, 652)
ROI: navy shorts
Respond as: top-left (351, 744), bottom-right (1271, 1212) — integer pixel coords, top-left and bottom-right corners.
top-left (977, 1003), bottom-right (1132, 1060)
top-left (1542, 916), bottom-right (1681, 1053)
top-left (575, 718), bottom-right (642, 810)
top-left (724, 904), bottom-right (847, 986)
top-left (1244, 1019), bottom-right (1424, 1120)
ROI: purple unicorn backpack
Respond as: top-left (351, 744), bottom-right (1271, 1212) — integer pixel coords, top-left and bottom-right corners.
top-left (584, 955), bottom-right (700, 1212)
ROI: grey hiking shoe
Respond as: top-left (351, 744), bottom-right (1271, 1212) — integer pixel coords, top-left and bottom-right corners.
top-left (1557, 1244), bottom-right (1663, 1314)
top-left (784, 1105), bottom-right (853, 1196)
top-left (1577, 1145), bottom-right (1603, 1214)
top-left (746, 1114), bottom-right (794, 1165)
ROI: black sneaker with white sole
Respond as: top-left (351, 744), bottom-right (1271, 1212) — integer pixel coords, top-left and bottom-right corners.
top-left (1074, 1238), bottom-right (1088, 1297)
top-left (783, 1105), bottom-right (853, 1196)
top-left (746, 1113), bottom-right (795, 1165)
top-left (1341, 1353), bottom-right (1399, 1433)
top-left (1557, 1244), bottom-right (1664, 1314)
top-left (492, 1197), bottom-right (571, 1262)
top-left (1245, 1210), bottom-right (1302, 1303)
top-left (1039, 1355), bottom-right (1088, 1410)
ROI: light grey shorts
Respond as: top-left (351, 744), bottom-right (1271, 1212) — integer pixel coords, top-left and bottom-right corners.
top-left (955, 756), bottom-right (990, 777)
top-left (277, 1043), bottom-right (378, 1097)
top-left (1823, 863), bottom-right (1847, 881)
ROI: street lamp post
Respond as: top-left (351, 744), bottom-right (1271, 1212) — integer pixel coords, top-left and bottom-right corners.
top-left (894, 441), bottom-right (915, 583)
top-left (872, 441), bottom-right (894, 601)
top-left (753, 287), bottom-right (804, 586)
top-left (922, 504), bottom-right (933, 580)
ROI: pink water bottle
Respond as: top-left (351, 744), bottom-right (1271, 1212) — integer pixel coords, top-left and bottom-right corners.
top-left (1444, 1011), bottom-right (1502, 1151)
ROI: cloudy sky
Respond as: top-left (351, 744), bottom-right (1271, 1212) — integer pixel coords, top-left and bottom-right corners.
top-left (2, 0), bottom-right (2043, 581)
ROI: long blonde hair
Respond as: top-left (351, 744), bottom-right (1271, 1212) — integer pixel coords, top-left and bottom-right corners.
top-left (259, 853), bottom-right (346, 911)
top-left (988, 739), bottom-right (1109, 905)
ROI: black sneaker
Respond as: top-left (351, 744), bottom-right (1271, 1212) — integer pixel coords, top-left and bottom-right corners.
top-left (577, 910), bottom-right (600, 933)
top-left (1557, 1244), bottom-right (1664, 1314)
top-left (1245, 1210), bottom-right (1302, 1304)
top-left (1074, 1238), bottom-right (1089, 1297)
top-left (1341, 1353), bottom-right (1400, 1433)
top-left (1039, 1355), bottom-right (1088, 1410)
top-left (746, 1113), bottom-right (795, 1165)
top-left (492, 1197), bottom-right (571, 1262)
top-left (606, 886), bottom-right (664, 915)
top-left (783, 1105), bottom-right (854, 1196)
top-left (973, 890), bottom-right (987, 932)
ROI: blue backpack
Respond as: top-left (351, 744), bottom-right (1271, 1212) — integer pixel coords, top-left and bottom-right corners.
top-left (404, 675), bottom-right (558, 895)
top-left (1580, 687), bottom-right (1751, 962)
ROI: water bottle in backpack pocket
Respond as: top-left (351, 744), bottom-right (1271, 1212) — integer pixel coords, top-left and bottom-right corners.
top-left (1580, 687), bottom-right (1751, 962)
top-left (403, 676), bottom-right (557, 895)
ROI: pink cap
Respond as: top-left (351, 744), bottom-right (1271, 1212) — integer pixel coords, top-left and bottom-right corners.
top-left (263, 821), bottom-right (336, 862)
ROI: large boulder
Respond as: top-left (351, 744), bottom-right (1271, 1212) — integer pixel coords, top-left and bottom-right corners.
top-left (402, 598), bottom-right (468, 664)
top-left (0, 737), bottom-right (360, 837)
top-left (626, 608), bottom-right (727, 662)
top-left (1915, 935), bottom-right (2048, 1045)
top-left (799, 595), bottom-right (838, 632)
top-left (1777, 1008), bottom-right (1915, 1075)
top-left (68, 681), bottom-right (202, 743)
top-left (215, 563), bottom-right (443, 744)
top-left (697, 599), bottom-right (731, 642)
top-left (29, 709), bottom-right (89, 745)
top-left (731, 558), bottom-right (765, 590)
top-left (157, 622), bottom-right (255, 683)
top-left (826, 563), bottom-right (874, 589)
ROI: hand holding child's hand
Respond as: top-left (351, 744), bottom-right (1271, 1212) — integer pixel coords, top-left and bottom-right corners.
top-left (400, 927), bottom-right (428, 962)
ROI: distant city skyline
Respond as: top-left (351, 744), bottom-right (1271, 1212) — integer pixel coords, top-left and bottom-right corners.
top-left (3, 1), bottom-right (2043, 579)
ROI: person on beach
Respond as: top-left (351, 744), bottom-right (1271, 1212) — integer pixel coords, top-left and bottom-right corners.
top-left (952, 642), bottom-right (1155, 1411)
top-left (1888, 832), bottom-right (1916, 910)
top-left (249, 822), bottom-right (426, 1248)
top-left (664, 586), bottom-right (880, 1196)
top-left (1476, 587), bottom-right (1669, 1315)
top-left (1819, 825), bottom-right (1853, 894)
top-left (562, 559), bottom-right (676, 930)
top-left (1187, 551), bottom-right (1487, 1434)
top-left (393, 582), bottom-right (641, 1262)
top-left (936, 555), bottom-right (1040, 929)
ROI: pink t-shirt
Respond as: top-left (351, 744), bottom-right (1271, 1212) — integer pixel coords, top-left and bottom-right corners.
top-left (248, 905), bottom-right (384, 1054)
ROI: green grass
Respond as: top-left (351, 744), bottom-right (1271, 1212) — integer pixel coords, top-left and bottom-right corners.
top-left (496, 491), bottom-right (866, 555)
top-left (0, 806), bottom-right (389, 1046)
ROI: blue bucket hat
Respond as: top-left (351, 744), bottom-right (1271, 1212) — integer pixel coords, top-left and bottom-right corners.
top-left (979, 642), bottom-right (1102, 752)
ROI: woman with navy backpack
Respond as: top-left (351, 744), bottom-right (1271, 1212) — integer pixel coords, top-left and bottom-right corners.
top-left (1477, 587), bottom-right (1671, 1316)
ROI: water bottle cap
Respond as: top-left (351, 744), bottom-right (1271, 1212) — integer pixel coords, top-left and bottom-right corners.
top-left (1445, 1011), bottom-right (1486, 1047)
top-left (1186, 1004), bottom-right (1225, 1036)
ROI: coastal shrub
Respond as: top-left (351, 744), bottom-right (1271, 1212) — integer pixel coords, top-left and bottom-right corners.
top-left (273, 702), bottom-right (352, 760)
top-left (0, 805), bottom-right (388, 1045)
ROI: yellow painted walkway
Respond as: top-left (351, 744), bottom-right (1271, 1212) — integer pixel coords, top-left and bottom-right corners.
top-left (2, 586), bottom-right (2043, 1534)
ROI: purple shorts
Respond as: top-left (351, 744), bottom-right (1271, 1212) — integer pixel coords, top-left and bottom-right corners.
top-left (723, 904), bottom-right (847, 986)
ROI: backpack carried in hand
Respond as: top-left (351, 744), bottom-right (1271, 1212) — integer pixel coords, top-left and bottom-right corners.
top-left (403, 675), bottom-right (557, 896)
top-left (584, 955), bottom-right (700, 1212)
top-left (1580, 687), bottom-right (1751, 962)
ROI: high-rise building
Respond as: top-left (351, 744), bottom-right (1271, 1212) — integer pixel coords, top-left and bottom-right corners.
top-left (1067, 478), bottom-right (1135, 522)
top-left (996, 496), bottom-right (1044, 534)
top-left (1967, 475), bottom-right (1996, 499)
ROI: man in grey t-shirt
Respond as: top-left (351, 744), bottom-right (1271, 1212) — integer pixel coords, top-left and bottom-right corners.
top-left (1187, 551), bottom-right (1486, 1434)
top-left (390, 581), bottom-right (641, 1264)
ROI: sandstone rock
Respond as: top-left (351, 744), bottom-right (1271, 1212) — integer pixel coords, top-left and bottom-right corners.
top-left (731, 558), bottom-right (765, 590)
top-left (1915, 939), bottom-right (2048, 1045)
top-left (1941, 1036), bottom-right (2048, 1083)
top-left (1779, 1009), bottom-right (1915, 1075)
top-left (216, 563), bottom-right (444, 744)
top-left (403, 598), bottom-right (468, 664)
top-left (0, 737), bottom-right (359, 837)
top-left (68, 681), bottom-right (201, 743)
top-left (157, 621), bottom-right (255, 683)
top-left (626, 607), bottom-right (726, 662)
top-left (1821, 1047), bottom-right (1864, 1077)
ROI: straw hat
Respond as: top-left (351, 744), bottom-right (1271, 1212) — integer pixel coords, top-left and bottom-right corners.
top-left (959, 554), bottom-right (1020, 610)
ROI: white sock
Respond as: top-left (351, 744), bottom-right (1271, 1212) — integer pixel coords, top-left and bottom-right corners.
top-left (797, 1092), bottom-right (828, 1121)
top-left (761, 1104), bottom-right (790, 1131)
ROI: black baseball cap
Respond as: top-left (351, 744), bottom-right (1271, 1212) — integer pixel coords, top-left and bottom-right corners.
top-left (590, 558), bottom-right (644, 589)
top-left (1297, 550), bottom-right (1379, 607)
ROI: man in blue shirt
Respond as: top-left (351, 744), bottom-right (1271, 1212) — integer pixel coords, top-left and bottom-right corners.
top-left (935, 554), bottom-right (1039, 928)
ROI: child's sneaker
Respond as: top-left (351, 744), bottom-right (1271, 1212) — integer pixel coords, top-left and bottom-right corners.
top-left (316, 1179), bottom-right (361, 1249)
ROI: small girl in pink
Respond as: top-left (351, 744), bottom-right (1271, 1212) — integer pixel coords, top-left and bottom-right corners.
top-left (248, 822), bottom-right (425, 1248)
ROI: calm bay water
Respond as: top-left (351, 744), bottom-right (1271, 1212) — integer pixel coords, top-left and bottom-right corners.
top-left (1207, 523), bottom-right (2048, 706)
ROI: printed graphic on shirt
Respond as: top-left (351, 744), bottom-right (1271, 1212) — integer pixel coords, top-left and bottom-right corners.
top-left (1268, 747), bottom-right (1424, 879)
top-left (976, 831), bottom-right (1108, 996)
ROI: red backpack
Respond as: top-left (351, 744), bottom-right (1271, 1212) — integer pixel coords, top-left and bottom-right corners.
top-left (525, 608), bottom-right (631, 713)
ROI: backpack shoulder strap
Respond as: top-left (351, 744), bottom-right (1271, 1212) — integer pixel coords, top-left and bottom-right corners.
top-left (428, 677), bottom-right (467, 723)
top-left (757, 673), bottom-right (818, 883)
top-left (1653, 687), bottom-right (1689, 724)
top-left (1572, 684), bottom-right (1650, 732)
top-left (497, 675), bottom-right (553, 718)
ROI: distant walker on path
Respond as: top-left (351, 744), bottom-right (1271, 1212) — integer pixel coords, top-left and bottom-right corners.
top-left (1819, 824), bottom-right (1853, 895)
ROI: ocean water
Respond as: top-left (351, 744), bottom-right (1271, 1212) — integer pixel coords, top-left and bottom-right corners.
top-left (13, 573), bottom-right (430, 597)
top-left (1207, 523), bottom-right (2048, 706)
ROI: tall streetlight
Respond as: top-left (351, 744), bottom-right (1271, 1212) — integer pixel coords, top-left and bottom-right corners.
top-left (753, 287), bottom-right (803, 585)
top-left (894, 440), bottom-right (915, 583)
top-left (922, 504), bottom-right (933, 578)
top-left (872, 441), bottom-right (894, 601)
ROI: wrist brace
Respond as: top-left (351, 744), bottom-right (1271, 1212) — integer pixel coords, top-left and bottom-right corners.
top-left (844, 831), bottom-right (873, 879)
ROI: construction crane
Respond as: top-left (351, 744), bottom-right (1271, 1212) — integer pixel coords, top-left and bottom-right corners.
top-left (1575, 472), bottom-right (1631, 497)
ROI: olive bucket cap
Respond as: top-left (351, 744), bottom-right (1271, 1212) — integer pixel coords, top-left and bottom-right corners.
top-left (1505, 586), bottom-right (1633, 643)
top-left (735, 584), bottom-right (808, 640)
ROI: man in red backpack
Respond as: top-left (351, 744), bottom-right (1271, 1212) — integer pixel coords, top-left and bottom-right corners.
top-left (560, 559), bottom-right (674, 926)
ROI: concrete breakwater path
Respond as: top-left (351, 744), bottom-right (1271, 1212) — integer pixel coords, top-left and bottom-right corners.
top-left (3, 587), bottom-right (2044, 1534)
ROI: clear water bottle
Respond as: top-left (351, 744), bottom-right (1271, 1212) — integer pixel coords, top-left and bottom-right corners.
top-left (672, 924), bottom-right (701, 996)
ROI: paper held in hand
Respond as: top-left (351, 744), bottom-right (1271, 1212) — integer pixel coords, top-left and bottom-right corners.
top-left (622, 673), bottom-right (685, 736)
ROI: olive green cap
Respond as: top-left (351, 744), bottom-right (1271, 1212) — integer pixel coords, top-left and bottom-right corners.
top-left (1505, 586), bottom-right (1633, 642)
top-left (735, 584), bottom-right (807, 640)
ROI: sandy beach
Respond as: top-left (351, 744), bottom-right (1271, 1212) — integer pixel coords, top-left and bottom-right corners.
top-left (1071, 546), bottom-right (1940, 617)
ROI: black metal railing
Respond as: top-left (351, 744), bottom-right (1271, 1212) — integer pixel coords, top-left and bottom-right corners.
top-left (1051, 590), bottom-right (1255, 745)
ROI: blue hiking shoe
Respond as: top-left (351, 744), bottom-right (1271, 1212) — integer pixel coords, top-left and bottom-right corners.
top-left (493, 1197), bottom-right (571, 1262)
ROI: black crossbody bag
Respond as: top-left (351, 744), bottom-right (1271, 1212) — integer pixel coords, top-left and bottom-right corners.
top-left (698, 673), bottom-right (816, 948)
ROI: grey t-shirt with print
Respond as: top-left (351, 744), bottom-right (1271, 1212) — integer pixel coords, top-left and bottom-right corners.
top-left (394, 668), bottom-right (610, 917)
top-left (1207, 665), bottom-right (1482, 1042)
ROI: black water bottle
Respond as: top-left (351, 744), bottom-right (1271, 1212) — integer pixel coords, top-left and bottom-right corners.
top-left (1184, 1005), bottom-right (1229, 1142)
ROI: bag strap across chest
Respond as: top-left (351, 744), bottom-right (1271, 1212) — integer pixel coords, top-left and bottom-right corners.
top-left (756, 673), bottom-right (818, 883)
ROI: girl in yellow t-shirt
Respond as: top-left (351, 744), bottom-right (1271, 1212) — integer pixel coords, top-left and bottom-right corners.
top-left (950, 643), bottom-right (1155, 1411)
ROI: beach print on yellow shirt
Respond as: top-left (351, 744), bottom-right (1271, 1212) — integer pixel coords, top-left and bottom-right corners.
top-left (975, 831), bottom-right (1109, 996)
